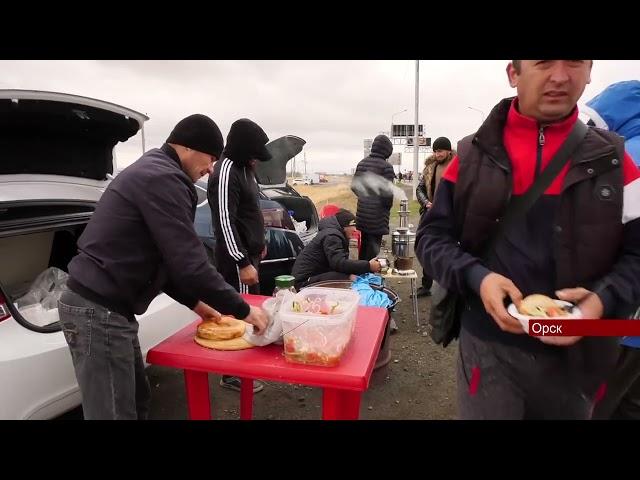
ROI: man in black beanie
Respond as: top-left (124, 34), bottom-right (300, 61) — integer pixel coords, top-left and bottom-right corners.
top-left (292, 209), bottom-right (382, 290)
top-left (59, 114), bottom-right (268, 420)
top-left (208, 118), bottom-right (272, 393)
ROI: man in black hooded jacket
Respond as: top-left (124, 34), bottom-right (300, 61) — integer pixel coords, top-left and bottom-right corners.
top-left (208, 118), bottom-right (271, 393)
top-left (351, 134), bottom-right (396, 260)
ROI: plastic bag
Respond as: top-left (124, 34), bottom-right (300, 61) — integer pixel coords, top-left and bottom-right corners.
top-left (242, 292), bottom-right (289, 346)
top-left (292, 218), bottom-right (307, 234)
top-left (351, 274), bottom-right (392, 308)
top-left (14, 267), bottom-right (69, 327)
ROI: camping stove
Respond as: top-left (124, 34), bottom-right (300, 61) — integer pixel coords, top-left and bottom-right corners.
top-left (391, 199), bottom-right (416, 271)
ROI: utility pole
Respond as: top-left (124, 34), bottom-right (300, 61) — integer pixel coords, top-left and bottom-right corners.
top-left (413, 60), bottom-right (420, 201)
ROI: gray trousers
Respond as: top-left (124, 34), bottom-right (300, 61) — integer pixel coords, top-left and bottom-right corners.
top-left (591, 345), bottom-right (640, 420)
top-left (58, 289), bottom-right (151, 420)
top-left (456, 327), bottom-right (599, 420)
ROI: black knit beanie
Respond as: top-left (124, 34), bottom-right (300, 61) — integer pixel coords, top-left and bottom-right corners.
top-left (432, 137), bottom-right (452, 151)
top-left (166, 114), bottom-right (224, 158)
top-left (335, 209), bottom-right (357, 228)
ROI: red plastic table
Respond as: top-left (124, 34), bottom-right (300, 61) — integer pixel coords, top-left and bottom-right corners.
top-left (146, 294), bottom-right (388, 420)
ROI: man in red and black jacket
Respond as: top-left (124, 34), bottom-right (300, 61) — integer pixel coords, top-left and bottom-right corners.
top-left (416, 60), bottom-right (640, 419)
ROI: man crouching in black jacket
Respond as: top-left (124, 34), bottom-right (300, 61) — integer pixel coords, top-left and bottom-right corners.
top-left (59, 114), bottom-right (268, 420)
top-left (292, 209), bottom-right (381, 290)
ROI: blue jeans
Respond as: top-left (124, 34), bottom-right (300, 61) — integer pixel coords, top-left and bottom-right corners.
top-left (58, 289), bottom-right (151, 420)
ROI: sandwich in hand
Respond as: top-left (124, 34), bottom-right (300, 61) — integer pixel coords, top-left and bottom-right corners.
top-left (517, 294), bottom-right (571, 318)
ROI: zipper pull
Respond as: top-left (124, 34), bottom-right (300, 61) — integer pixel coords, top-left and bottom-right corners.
top-left (538, 126), bottom-right (545, 146)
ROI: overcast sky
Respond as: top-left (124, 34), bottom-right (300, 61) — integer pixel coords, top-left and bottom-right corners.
top-left (2, 60), bottom-right (639, 174)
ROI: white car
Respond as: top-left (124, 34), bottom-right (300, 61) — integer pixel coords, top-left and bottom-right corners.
top-left (0, 90), bottom-right (197, 419)
top-left (291, 177), bottom-right (312, 185)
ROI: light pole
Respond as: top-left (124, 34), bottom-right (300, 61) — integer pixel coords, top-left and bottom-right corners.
top-left (413, 60), bottom-right (419, 201)
top-left (467, 106), bottom-right (485, 124)
top-left (390, 108), bottom-right (407, 137)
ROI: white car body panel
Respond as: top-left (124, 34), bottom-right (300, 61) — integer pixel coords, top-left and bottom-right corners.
top-left (0, 293), bottom-right (196, 420)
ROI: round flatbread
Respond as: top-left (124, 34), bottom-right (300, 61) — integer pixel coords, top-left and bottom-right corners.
top-left (196, 316), bottom-right (246, 341)
top-left (194, 335), bottom-right (254, 351)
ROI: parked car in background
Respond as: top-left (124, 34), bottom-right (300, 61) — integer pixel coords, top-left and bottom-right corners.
top-left (291, 177), bottom-right (312, 185)
top-left (195, 135), bottom-right (320, 296)
top-left (0, 90), bottom-right (200, 419)
top-left (291, 173), bottom-right (321, 185)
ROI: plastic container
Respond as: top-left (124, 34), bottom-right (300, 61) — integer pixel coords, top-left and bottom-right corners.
top-left (305, 279), bottom-right (399, 370)
top-left (280, 287), bottom-right (360, 367)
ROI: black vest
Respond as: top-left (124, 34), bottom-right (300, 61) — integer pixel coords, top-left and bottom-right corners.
top-left (453, 98), bottom-right (625, 290)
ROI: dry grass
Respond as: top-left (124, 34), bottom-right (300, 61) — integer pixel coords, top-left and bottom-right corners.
top-left (296, 178), bottom-right (420, 223)
top-left (295, 182), bottom-right (358, 214)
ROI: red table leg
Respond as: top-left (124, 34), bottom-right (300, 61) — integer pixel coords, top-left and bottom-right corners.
top-left (322, 389), bottom-right (339, 419)
top-left (322, 388), bottom-right (362, 420)
top-left (184, 370), bottom-right (211, 420)
top-left (240, 377), bottom-right (254, 420)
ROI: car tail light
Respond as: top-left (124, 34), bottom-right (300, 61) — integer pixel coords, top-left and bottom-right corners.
top-left (0, 293), bottom-right (11, 322)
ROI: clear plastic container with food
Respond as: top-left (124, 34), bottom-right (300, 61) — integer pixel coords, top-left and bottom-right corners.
top-left (279, 287), bottom-right (360, 367)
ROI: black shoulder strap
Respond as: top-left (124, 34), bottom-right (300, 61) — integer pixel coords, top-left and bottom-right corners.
top-left (483, 120), bottom-right (589, 255)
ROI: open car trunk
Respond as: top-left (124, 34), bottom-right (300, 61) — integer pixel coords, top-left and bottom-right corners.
top-left (0, 203), bottom-right (92, 332)
top-left (0, 90), bottom-right (147, 332)
top-left (254, 135), bottom-right (319, 244)
top-left (255, 135), bottom-right (306, 187)
top-left (260, 186), bottom-right (319, 245)
top-left (0, 90), bottom-right (146, 180)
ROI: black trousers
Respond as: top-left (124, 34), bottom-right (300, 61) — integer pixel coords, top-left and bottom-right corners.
top-left (592, 345), bottom-right (640, 420)
top-left (359, 233), bottom-right (382, 261)
top-left (215, 248), bottom-right (261, 295)
top-left (215, 250), bottom-right (261, 382)
top-left (417, 211), bottom-right (433, 290)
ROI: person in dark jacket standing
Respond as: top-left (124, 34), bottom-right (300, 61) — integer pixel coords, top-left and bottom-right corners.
top-left (416, 60), bottom-right (640, 419)
top-left (415, 137), bottom-right (454, 297)
top-left (292, 209), bottom-right (381, 290)
top-left (59, 114), bottom-right (268, 420)
top-left (208, 118), bottom-right (270, 393)
top-left (351, 134), bottom-right (396, 260)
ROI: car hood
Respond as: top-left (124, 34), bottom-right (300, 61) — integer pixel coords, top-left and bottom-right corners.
top-left (0, 89), bottom-right (147, 181)
top-left (254, 135), bottom-right (306, 186)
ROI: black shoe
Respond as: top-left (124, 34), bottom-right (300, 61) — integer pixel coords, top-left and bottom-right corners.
top-left (220, 377), bottom-right (265, 393)
top-left (415, 287), bottom-right (432, 297)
